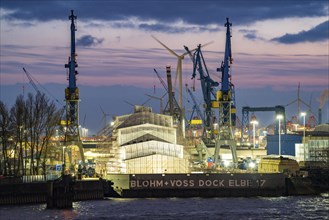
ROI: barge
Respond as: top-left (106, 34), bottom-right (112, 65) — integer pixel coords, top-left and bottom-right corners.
top-left (107, 173), bottom-right (286, 197)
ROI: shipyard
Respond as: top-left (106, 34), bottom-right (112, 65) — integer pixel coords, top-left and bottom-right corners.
top-left (0, 2), bottom-right (329, 215)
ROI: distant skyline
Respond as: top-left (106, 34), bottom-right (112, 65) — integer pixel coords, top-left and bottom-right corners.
top-left (1, 0), bottom-right (328, 134)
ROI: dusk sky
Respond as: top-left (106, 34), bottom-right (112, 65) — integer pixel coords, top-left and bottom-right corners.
top-left (0, 0), bottom-right (328, 135)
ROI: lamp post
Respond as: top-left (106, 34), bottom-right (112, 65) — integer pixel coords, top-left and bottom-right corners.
top-left (251, 120), bottom-right (258, 149)
top-left (301, 112), bottom-right (306, 161)
top-left (276, 115), bottom-right (283, 156)
top-left (62, 146), bottom-right (66, 174)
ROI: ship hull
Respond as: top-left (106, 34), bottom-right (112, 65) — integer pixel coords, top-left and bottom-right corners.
top-left (106, 173), bottom-right (287, 197)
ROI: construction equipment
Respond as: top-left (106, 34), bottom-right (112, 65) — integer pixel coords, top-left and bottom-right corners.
top-left (145, 93), bottom-right (166, 114)
top-left (214, 18), bottom-right (238, 167)
top-left (153, 68), bottom-right (182, 120)
top-left (22, 67), bottom-right (40, 94)
top-left (63, 10), bottom-right (85, 166)
top-left (186, 87), bottom-right (205, 126)
top-left (154, 67), bottom-right (186, 141)
top-left (184, 44), bottom-right (219, 143)
top-left (152, 35), bottom-right (213, 110)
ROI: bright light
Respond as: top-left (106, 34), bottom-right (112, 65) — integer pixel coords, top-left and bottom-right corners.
top-left (223, 160), bottom-right (231, 167)
top-left (249, 162), bottom-right (256, 169)
top-left (110, 121), bottom-right (115, 126)
top-left (300, 112), bottom-right (306, 117)
top-left (251, 120), bottom-right (258, 125)
top-left (276, 114), bottom-right (283, 156)
top-left (276, 114), bottom-right (283, 120)
top-left (251, 120), bottom-right (258, 149)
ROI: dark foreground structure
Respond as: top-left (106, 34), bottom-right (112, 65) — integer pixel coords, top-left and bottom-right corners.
top-left (0, 175), bottom-right (113, 208)
top-left (1, 171), bottom-right (328, 208)
top-left (107, 173), bottom-right (324, 198)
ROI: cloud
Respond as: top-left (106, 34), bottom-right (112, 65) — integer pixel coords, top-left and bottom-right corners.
top-left (1, 1), bottom-right (327, 28)
top-left (239, 29), bottom-right (265, 41)
top-left (76, 35), bottom-right (104, 47)
top-left (271, 20), bottom-right (329, 44)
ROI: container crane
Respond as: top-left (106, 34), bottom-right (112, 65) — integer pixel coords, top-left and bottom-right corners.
top-left (213, 18), bottom-right (238, 167)
top-left (63, 10), bottom-right (85, 165)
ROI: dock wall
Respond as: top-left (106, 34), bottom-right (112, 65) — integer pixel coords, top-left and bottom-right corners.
top-left (0, 178), bottom-right (106, 206)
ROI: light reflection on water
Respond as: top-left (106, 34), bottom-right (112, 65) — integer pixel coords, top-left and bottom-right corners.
top-left (0, 195), bottom-right (328, 220)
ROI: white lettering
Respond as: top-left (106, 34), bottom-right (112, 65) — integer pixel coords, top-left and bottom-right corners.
top-left (150, 180), bottom-right (156, 187)
top-left (205, 180), bottom-right (212, 187)
top-left (132, 178), bottom-right (258, 189)
top-left (156, 180), bottom-right (163, 187)
top-left (142, 181), bottom-right (149, 187)
top-left (176, 180), bottom-right (182, 187)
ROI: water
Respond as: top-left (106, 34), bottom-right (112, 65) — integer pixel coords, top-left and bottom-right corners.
top-left (1, 194), bottom-right (328, 220)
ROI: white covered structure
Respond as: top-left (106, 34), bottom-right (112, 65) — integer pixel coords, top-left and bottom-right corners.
top-left (106, 106), bottom-right (189, 174)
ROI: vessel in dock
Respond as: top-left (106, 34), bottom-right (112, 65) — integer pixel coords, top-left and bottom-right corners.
top-left (101, 105), bottom-right (289, 197)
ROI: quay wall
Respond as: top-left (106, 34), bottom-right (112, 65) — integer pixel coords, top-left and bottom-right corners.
top-left (0, 179), bottom-right (106, 206)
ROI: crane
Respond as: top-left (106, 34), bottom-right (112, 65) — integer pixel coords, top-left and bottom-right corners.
top-left (184, 44), bottom-right (219, 144)
top-left (23, 67), bottom-right (40, 93)
top-left (153, 68), bottom-right (181, 118)
top-left (23, 67), bottom-right (61, 104)
top-left (63, 10), bottom-right (85, 166)
top-left (186, 87), bottom-right (205, 127)
top-left (214, 18), bottom-right (238, 167)
top-left (154, 67), bottom-right (186, 141)
top-left (145, 93), bottom-right (166, 114)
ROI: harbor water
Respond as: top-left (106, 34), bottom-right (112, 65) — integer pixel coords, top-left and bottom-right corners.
top-left (0, 194), bottom-right (328, 219)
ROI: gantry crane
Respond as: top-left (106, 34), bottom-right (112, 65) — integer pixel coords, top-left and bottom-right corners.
top-left (213, 18), bottom-right (238, 167)
top-left (63, 10), bottom-right (85, 166)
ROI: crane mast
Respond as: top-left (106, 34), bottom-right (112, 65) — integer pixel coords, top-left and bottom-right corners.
top-left (64, 10), bottom-right (79, 139)
top-left (63, 10), bottom-right (85, 165)
top-left (214, 18), bottom-right (237, 167)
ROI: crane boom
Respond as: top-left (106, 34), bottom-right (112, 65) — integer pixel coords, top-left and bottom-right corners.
top-left (23, 67), bottom-right (40, 93)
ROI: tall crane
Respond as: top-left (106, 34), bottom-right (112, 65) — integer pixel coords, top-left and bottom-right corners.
top-left (184, 44), bottom-right (219, 144)
top-left (213, 18), bottom-right (238, 167)
top-left (63, 10), bottom-right (85, 165)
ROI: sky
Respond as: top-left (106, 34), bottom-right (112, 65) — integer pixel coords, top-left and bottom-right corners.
top-left (0, 0), bottom-right (328, 135)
